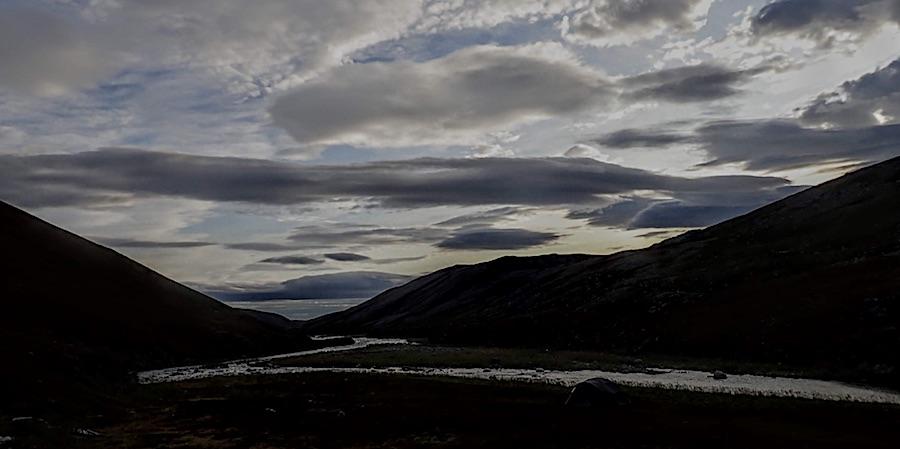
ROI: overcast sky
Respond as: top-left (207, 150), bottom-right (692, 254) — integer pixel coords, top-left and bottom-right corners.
top-left (3, 0), bottom-right (899, 299)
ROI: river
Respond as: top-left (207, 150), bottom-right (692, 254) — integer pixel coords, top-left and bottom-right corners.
top-left (137, 337), bottom-right (900, 405)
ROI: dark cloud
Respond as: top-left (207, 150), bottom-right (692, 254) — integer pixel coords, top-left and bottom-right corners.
top-left (259, 255), bottom-right (324, 265)
top-left (750, 0), bottom-right (900, 46)
top-left (695, 120), bottom-right (900, 170)
top-left (205, 271), bottom-right (411, 301)
top-left (567, 185), bottom-right (806, 229)
top-left (799, 58), bottom-right (900, 128)
top-left (636, 230), bottom-right (685, 239)
top-left (0, 148), bottom-right (791, 209)
top-left (623, 64), bottom-right (770, 102)
top-left (589, 128), bottom-right (692, 149)
top-left (93, 237), bottom-right (216, 249)
top-left (436, 228), bottom-right (560, 250)
top-left (324, 252), bottom-right (371, 262)
top-left (323, 252), bottom-right (426, 264)
top-left (592, 118), bottom-right (900, 171)
top-left (371, 256), bottom-right (427, 265)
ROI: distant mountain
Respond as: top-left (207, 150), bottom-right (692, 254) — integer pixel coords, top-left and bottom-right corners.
top-left (206, 271), bottom-right (412, 301)
top-left (307, 157), bottom-right (900, 385)
top-left (0, 201), bottom-right (314, 406)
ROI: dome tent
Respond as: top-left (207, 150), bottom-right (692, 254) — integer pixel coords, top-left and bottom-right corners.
top-left (564, 378), bottom-right (630, 407)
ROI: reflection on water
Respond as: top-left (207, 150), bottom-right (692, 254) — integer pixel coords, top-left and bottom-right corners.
top-left (137, 338), bottom-right (900, 405)
top-left (226, 298), bottom-right (367, 320)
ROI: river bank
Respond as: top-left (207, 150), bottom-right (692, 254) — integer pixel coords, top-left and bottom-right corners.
top-left (5, 373), bottom-right (900, 449)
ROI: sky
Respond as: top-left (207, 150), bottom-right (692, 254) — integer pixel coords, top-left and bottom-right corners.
top-left (2, 0), bottom-right (900, 300)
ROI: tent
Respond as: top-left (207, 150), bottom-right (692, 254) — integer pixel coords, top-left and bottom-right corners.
top-left (564, 378), bottom-right (630, 407)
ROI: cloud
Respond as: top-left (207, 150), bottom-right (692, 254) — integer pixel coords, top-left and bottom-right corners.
top-left (0, 0), bottom-right (725, 100)
top-left (629, 202), bottom-right (763, 228)
top-left (695, 120), bottom-right (900, 170)
top-left (413, 0), bottom-right (576, 33)
top-left (799, 57), bottom-right (900, 128)
top-left (259, 255), bottom-right (324, 265)
top-left (750, 0), bottom-right (900, 47)
top-left (324, 253), bottom-right (372, 262)
top-left (623, 64), bottom-right (771, 102)
top-left (588, 128), bottom-right (692, 149)
top-left (0, 149), bottom-right (794, 211)
top-left (228, 242), bottom-right (424, 266)
top-left (269, 43), bottom-right (613, 150)
top-left (0, 7), bottom-right (119, 95)
top-left (436, 227), bottom-right (560, 250)
top-left (289, 226), bottom-right (445, 247)
top-left (0, 149), bottom-right (793, 211)
top-left (636, 229), bottom-right (685, 239)
top-left (225, 242), bottom-right (304, 252)
top-left (270, 48), bottom-right (763, 152)
top-left (560, 0), bottom-right (714, 47)
top-left (93, 237), bottom-right (216, 249)
top-left (80, 0), bottom-right (424, 98)
top-left (566, 184), bottom-right (807, 229)
top-left (590, 117), bottom-right (900, 171)
top-left (371, 255), bottom-right (428, 265)
top-left (205, 271), bottom-right (411, 301)
top-left (567, 197), bottom-right (658, 228)
top-left (434, 206), bottom-right (529, 226)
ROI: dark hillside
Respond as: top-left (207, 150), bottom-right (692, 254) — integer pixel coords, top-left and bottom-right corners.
top-left (0, 201), bottom-right (314, 409)
top-left (308, 157), bottom-right (900, 384)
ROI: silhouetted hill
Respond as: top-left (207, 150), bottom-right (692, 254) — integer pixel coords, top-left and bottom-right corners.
top-left (0, 201), bottom-right (314, 407)
top-left (308, 157), bottom-right (900, 384)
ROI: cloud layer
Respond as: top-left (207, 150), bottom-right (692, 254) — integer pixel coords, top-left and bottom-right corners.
top-left (751, 0), bottom-right (900, 46)
top-left (561, 0), bottom-right (713, 46)
top-left (696, 121), bottom-right (900, 170)
top-left (623, 64), bottom-right (771, 102)
top-left (0, 7), bottom-right (117, 95)
top-left (270, 43), bottom-right (612, 150)
top-left (799, 57), bottom-right (900, 128)
top-left (259, 256), bottom-right (325, 266)
top-left (205, 271), bottom-right (411, 301)
top-left (0, 149), bottom-right (791, 209)
top-left (590, 119), bottom-right (900, 171)
top-left (270, 48), bottom-right (767, 153)
top-left (567, 183), bottom-right (806, 229)
top-left (436, 228), bottom-right (560, 250)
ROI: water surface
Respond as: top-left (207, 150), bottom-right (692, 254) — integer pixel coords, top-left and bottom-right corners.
top-left (225, 298), bottom-right (367, 320)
